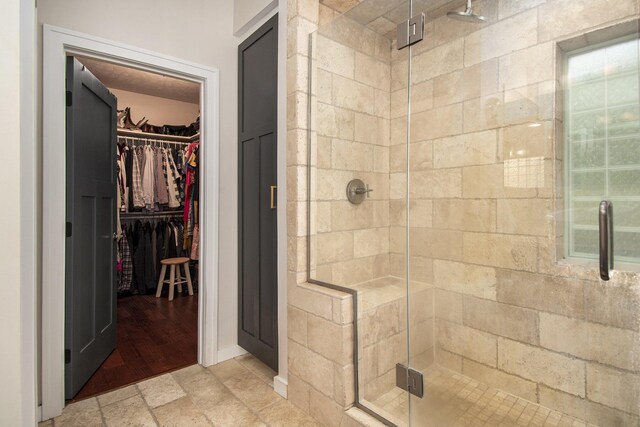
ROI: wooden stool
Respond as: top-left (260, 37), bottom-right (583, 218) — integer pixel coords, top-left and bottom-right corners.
top-left (156, 257), bottom-right (194, 301)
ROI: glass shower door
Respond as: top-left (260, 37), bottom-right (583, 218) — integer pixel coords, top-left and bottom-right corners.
top-left (307, 1), bottom-right (413, 425)
top-left (405, 1), bottom-right (640, 426)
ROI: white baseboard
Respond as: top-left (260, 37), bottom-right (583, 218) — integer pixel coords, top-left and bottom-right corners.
top-left (216, 345), bottom-right (247, 363)
top-left (274, 375), bottom-right (288, 398)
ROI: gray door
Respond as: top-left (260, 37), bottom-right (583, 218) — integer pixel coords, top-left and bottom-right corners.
top-left (238, 14), bottom-right (279, 371)
top-left (65, 57), bottom-right (118, 399)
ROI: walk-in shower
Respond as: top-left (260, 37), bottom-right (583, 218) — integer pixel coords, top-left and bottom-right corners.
top-left (307, 0), bottom-right (640, 425)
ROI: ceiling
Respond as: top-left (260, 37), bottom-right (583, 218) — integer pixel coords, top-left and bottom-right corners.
top-left (76, 56), bottom-right (200, 104)
top-left (322, 0), bottom-right (471, 40)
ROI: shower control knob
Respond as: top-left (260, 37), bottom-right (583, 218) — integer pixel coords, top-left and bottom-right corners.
top-left (354, 187), bottom-right (373, 195)
top-left (347, 179), bottom-right (372, 205)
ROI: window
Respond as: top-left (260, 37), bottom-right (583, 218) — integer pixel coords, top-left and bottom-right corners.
top-left (565, 36), bottom-right (640, 264)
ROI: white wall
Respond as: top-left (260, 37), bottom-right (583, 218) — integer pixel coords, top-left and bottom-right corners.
top-left (111, 88), bottom-right (199, 126)
top-left (1, 0), bottom-right (25, 425)
top-left (233, 0), bottom-right (277, 35)
top-left (37, 0), bottom-right (240, 357)
top-left (20, 0), bottom-right (38, 423)
top-left (37, 0), bottom-right (290, 410)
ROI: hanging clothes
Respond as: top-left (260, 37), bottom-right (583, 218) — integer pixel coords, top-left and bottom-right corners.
top-left (116, 134), bottom-right (199, 296)
top-left (172, 148), bottom-right (185, 204)
top-left (163, 148), bottom-right (180, 208)
top-left (151, 224), bottom-right (158, 283)
top-left (155, 221), bottom-right (166, 282)
top-left (167, 150), bottom-right (182, 205)
top-left (183, 142), bottom-right (200, 252)
top-left (116, 144), bottom-right (127, 212)
top-left (117, 137), bottom-right (190, 213)
top-left (131, 146), bottom-right (145, 209)
top-left (191, 201), bottom-right (199, 260)
top-left (116, 182), bottom-right (123, 239)
top-left (183, 143), bottom-right (197, 224)
top-left (185, 140), bottom-right (200, 287)
top-left (141, 145), bottom-right (156, 210)
top-left (117, 231), bottom-right (133, 292)
top-left (164, 221), bottom-right (178, 259)
top-left (130, 221), bottom-right (151, 294)
top-left (131, 220), bottom-right (144, 293)
top-left (155, 148), bottom-right (169, 206)
top-left (125, 144), bottom-right (134, 210)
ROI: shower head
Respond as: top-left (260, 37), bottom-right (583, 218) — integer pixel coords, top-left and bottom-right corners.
top-left (447, 0), bottom-right (485, 23)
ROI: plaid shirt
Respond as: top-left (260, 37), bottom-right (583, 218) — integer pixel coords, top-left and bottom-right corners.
top-left (117, 232), bottom-right (133, 292)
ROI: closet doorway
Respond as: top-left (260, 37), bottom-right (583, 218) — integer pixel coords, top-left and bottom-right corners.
top-left (65, 55), bottom-right (203, 400)
top-left (42, 25), bottom-right (220, 419)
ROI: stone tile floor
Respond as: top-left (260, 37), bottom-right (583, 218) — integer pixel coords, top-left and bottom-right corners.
top-left (40, 354), bottom-right (321, 427)
top-left (40, 354), bottom-right (603, 427)
top-left (368, 365), bottom-right (597, 427)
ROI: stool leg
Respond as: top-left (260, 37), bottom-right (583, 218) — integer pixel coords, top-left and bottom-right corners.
top-left (168, 265), bottom-right (176, 301)
top-left (184, 262), bottom-right (194, 295)
top-left (176, 265), bottom-right (183, 294)
top-left (156, 265), bottom-right (167, 298)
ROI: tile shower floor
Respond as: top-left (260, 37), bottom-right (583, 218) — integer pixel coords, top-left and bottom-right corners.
top-left (369, 365), bottom-right (597, 427)
top-left (40, 354), bottom-right (320, 427)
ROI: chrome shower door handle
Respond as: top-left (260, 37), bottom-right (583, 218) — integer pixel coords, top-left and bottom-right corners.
top-left (599, 200), bottom-right (613, 281)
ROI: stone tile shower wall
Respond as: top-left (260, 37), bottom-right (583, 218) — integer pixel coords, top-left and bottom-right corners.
top-left (286, 2), bottom-right (366, 426)
top-left (308, 5), bottom-right (437, 409)
top-left (385, 1), bottom-right (640, 425)
top-left (287, 0), bottom-right (640, 426)
top-left (309, 15), bottom-right (393, 286)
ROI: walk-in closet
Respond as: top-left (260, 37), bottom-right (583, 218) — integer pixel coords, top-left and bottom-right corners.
top-left (65, 56), bottom-right (203, 401)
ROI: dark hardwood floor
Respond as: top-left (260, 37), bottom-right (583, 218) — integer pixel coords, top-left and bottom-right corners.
top-left (72, 291), bottom-right (198, 401)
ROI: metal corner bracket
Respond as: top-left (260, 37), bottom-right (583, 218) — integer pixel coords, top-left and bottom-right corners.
top-left (397, 13), bottom-right (425, 50)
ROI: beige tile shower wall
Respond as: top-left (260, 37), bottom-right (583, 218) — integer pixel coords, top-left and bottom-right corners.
top-left (310, 15), bottom-right (393, 286)
top-left (286, 1), bottom-right (372, 426)
top-left (383, 1), bottom-right (640, 425)
top-left (307, 9), bottom-right (434, 412)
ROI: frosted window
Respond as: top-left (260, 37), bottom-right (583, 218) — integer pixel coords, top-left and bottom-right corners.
top-left (566, 37), bottom-right (640, 263)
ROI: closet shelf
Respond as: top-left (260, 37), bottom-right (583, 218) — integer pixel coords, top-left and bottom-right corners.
top-left (117, 128), bottom-right (200, 142)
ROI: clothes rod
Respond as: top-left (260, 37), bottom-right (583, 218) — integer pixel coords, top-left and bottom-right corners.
top-left (117, 136), bottom-right (191, 146)
top-left (120, 217), bottom-right (182, 221)
top-left (117, 129), bottom-right (200, 142)
top-left (121, 210), bottom-right (183, 218)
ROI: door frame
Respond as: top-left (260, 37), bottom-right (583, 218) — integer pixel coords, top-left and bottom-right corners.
top-left (42, 25), bottom-right (220, 420)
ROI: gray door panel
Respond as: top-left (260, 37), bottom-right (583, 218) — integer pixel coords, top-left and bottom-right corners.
top-left (238, 14), bottom-right (279, 371)
top-left (65, 57), bottom-right (118, 399)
